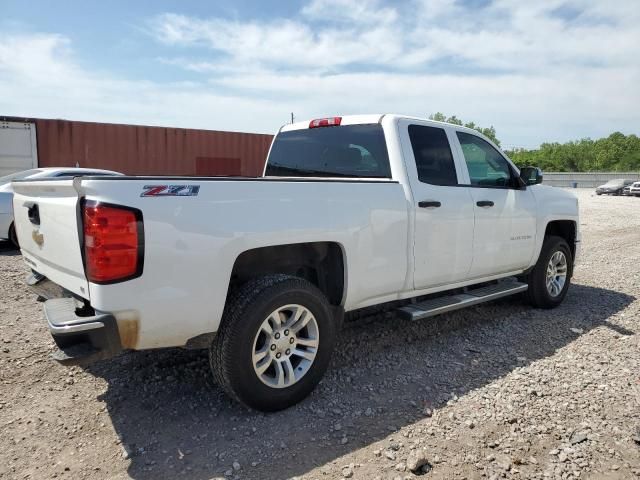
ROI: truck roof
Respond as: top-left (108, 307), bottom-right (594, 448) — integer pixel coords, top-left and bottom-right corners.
top-left (278, 114), bottom-right (500, 150)
top-left (280, 114), bottom-right (485, 136)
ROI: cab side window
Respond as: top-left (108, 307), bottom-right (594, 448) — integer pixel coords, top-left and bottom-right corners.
top-left (456, 131), bottom-right (514, 188)
top-left (408, 125), bottom-right (458, 186)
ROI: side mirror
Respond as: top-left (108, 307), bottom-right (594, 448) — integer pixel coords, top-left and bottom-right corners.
top-left (519, 166), bottom-right (543, 186)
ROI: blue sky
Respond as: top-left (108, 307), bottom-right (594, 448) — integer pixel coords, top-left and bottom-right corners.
top-left (1, 0), bottom-right (638, 148)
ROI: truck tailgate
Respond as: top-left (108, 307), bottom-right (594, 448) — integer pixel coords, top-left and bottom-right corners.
top-left (12, 179), bottom-right (89, 299)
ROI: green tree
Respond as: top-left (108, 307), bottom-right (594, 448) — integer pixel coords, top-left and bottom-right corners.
top-left (427, 113), bottom-right (640, 171)
top-left (506, 132), bottom-right (640, 172)
top-left (428, 112), bottom-right (447, 122)
top-left (428, 112), bottom-right (501, 146)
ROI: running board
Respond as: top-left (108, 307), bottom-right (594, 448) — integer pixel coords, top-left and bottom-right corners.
top-left (397, 279), bottom-right (528, 321)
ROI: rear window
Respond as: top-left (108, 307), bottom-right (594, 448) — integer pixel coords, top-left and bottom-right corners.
top-left (265, 124), bottom-right (391, 178)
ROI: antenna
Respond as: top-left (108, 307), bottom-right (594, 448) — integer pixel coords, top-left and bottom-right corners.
top-left (290, 112), bottom-right (294, 124)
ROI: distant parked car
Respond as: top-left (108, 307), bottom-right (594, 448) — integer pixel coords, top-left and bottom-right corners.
top-left (595, 179), bottom-right (634, 196)
top-left (630, 181), bottom-right (640, 197)
top-left (0, 167), bottom-right (122, 247)
top-left (622, 185), bottom-right (632, 196)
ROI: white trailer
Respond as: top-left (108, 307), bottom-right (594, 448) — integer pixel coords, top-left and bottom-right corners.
top-left (0, 121), bottom-right (38, 177)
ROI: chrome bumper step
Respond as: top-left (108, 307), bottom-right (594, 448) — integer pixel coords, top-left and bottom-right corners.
top-left (397, 279), bottom-right (528, 321)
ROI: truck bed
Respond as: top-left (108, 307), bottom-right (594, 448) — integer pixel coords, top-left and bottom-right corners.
top-left (13, 176), bottom-right (409, 349)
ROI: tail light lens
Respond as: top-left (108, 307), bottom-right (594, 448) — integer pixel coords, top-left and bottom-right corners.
top-left (82, 201), bottom-right (144, 283)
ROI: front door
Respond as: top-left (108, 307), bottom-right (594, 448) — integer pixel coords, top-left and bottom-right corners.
top-left (399, 120), bottom-right (475, 290)
top-left (452, 131), bottom-right (537, 277)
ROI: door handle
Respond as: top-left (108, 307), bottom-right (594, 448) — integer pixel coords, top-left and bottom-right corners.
top-left (418, 200), bottom-right (441, 208)
top-left (476, 200), bottom-right (494, 207)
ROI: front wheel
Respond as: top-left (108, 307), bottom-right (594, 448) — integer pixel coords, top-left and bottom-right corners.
top-left (210, 275), bottom-right (337, 411)
top-left (523, 235), bottom-right (573, 309)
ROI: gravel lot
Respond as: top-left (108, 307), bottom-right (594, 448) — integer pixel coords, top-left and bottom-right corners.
top-left (1, 189), bottom-right (639, 480)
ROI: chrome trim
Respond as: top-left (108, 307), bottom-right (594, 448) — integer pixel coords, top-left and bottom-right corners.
top-left (43, 298), bottom-right (110, 335)
top-left (48, 321), bottom-right (105, 334)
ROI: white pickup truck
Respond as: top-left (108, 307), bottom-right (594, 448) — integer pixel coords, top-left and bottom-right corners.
top-left (13, 114), bottom-right (580, 411)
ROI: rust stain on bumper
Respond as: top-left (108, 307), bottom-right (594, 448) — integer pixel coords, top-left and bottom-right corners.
top-left (116, 319), bottom-right (139, 349)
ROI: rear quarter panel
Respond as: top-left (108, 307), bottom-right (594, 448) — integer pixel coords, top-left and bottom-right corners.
top-left (79, 178), bottom-right (409, 349)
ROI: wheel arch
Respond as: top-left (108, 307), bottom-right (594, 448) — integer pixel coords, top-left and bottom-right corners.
top-left (544, 220), bottom-right (577, 260)
top-left (229, 241), bottom-right (347, 306)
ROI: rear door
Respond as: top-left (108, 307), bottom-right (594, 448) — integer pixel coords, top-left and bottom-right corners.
top-left (12, 179), bottom-right (89, 298)
top-left (398, 120), bottom-right (475, 289)
top-left (452, 131), bottom-right (537, 277)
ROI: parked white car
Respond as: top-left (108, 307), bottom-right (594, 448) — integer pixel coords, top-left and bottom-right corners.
top-left (629, 181), bottom-right (640, 196)
top-left (1, 167), bottom-right (122, 246)
top-left (13, 115), bottom-right (580, 411)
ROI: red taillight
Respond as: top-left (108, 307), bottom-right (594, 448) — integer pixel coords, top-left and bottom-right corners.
top-left (83, 202), bottom-right (143, 283)
top-left (309, 117), bottom-right (342, 128)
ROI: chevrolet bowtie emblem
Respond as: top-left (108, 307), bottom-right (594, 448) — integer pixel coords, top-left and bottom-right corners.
top-left (32, 230), bottom-right (44, 247)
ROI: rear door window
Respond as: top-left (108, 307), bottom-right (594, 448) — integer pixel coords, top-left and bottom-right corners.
top-left (408, 125), bottom-right (458, 186)
top-left (265, 124), bottom-right (391, 178)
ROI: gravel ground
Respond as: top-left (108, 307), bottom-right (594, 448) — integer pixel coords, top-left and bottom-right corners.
top-left (0, 189), bottom-right (638, 480)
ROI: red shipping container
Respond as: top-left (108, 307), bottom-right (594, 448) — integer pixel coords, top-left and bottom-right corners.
top-left (25, 118), bottom-right (273, 176)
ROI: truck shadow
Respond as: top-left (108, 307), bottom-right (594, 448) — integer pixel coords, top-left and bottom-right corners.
top-left (87, 283), bottom-right (635, 480)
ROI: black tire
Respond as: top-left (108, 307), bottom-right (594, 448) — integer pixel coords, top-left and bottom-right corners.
top-left (523, 235), bottom-right (572, 309)
top-left (8, 222), bottom-right (19, 248)
top-left (210, 274), bottom-right (337, 412)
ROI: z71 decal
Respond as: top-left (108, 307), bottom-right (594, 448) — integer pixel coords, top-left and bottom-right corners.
top-left (141, 185), bottom-right (200, 197)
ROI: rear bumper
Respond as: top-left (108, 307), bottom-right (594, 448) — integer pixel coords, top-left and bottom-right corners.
top-left (43, 298), bottom-right (123, 366)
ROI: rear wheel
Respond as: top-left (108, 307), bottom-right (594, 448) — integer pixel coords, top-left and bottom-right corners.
top-left (524, 235), bottom-right (572, 309)
top-left (8, 222), bottom-right (19, 248)
top-left (210, 275), bottom-right (337, 411)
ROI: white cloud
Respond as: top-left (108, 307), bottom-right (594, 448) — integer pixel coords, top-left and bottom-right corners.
top-left (150, 12), bottom-right (404, 72)
top-left (150, 0), bottom-right (640, 73)
top-left (0, 33), bottom-right (293, 132)
top-left (301, 0), bottom-right (398, 25)
top-left (0, 0), bottom-right (638, 147)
